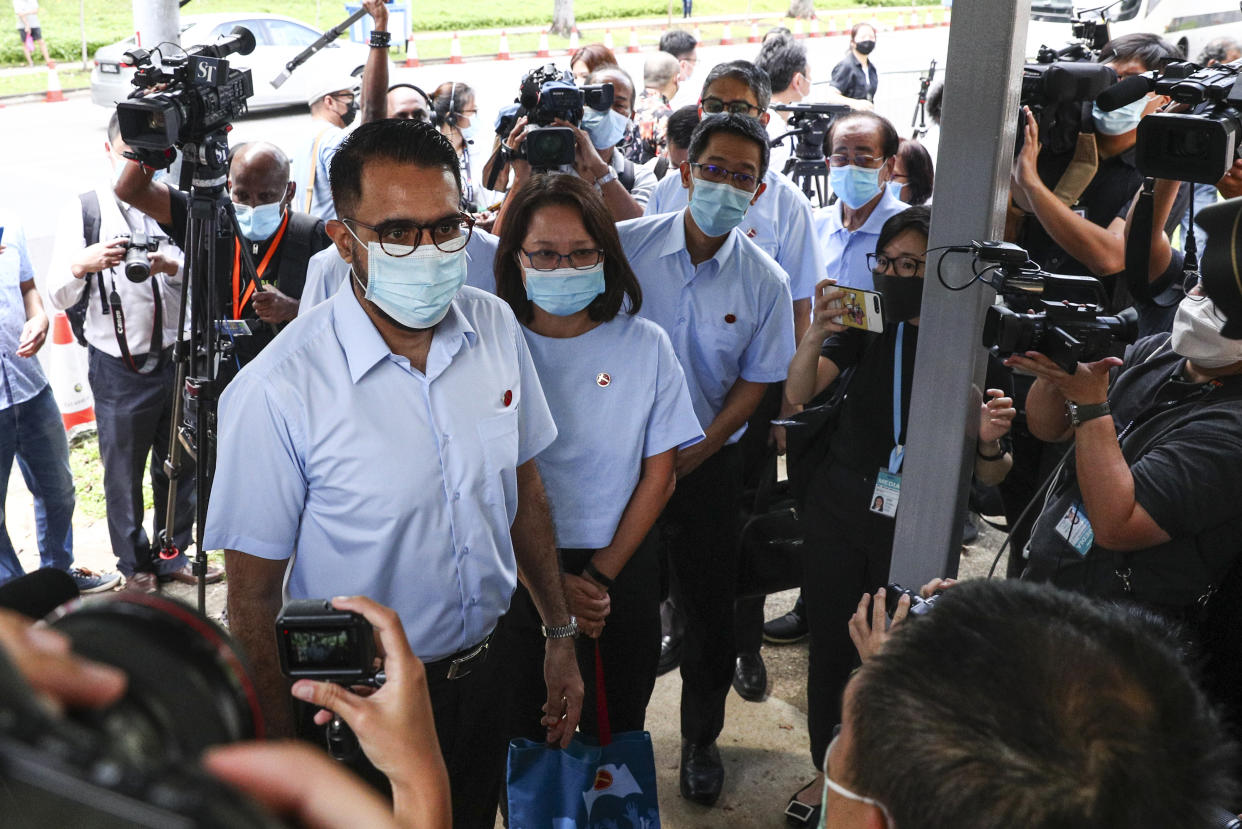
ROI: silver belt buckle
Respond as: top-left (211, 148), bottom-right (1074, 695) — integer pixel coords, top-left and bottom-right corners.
top-left (445, 637), bottom-right (489, 680)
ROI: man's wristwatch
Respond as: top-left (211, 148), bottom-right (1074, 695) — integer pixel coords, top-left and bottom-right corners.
top-left (594, 169), bottom-right (618, 188)
top-left (1065, 400), bottom-right (1111, 428)
top-left (541, 617), bottom-right (578, 639)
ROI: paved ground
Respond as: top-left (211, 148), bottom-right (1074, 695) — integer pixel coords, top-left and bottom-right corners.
top-left (7, 451), bottom-right (1007, 827)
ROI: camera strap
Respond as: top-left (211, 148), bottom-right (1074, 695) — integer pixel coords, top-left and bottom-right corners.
top-left (1050, 104), bottom-right (1099, 208)
top-left (106, 273), bottom-right (164, 375)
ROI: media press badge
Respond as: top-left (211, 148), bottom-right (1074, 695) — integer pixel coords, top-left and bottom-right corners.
top-left (870, 470), bottom-right (900, 518)
top-left (1055, 501), bottom-right (1095, 556)
top-left (214, 319), bottom-right (251, 337)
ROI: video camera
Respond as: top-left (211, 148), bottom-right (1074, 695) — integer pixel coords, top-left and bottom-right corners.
top-left (771, 102), bottom-right (850, 163)
top-left (973, 241), bottom-right (1138, 373)
top-left (116, 26), bottom-right (256, 157)
top-left (0, 592), bottom-right (278, 827)
top-left (1019, 13), bottom-right (1117, 154)
top-left (1101, 59), bottom-right (1242, 184)
top-left (496, 64), bottom-right (614, 169)
top-left (275, 599), bottom-right (379, 686)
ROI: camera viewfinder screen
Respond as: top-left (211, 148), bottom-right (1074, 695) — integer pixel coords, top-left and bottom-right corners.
top-left (287, 628), bottom-right (355, 668)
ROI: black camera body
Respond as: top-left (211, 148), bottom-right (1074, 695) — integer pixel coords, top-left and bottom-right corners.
top-left (0, 592), bottom-right (277, 828)
top-left (116, 26), bottom-right (256, 155)
top-left (771, 102), bottom-right (850, 162)
top-left (973, 241), bottom-right (1138, 373)
top-left (1134, 60), bottom-right (1242, 184)
top-left (884, 583), bottom-right (940, 617)
top-left (498, 64), bottom-right (614, 169)
top-left (275, 599), bottom-right (378, 685)
top-left (1020, 16), bottom-right (1116, 155)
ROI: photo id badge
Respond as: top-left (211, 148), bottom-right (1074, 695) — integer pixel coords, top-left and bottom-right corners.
top-left (870, 470), bottom-right (901, 518)
top-left (214, 319), bottom-right (252, 337)
top-left (1055, 501), bottom-right (1095, 556)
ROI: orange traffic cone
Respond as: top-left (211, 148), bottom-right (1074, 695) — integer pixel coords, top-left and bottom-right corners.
top-left (45, 63), bottom-right (65, 103)
top-left (627, 26), bottom-right (639, 53)
top-left (497, 30), bottom-right (510, 60)
top-left (810, 17), bottom-right (821, 37)
top-left (829, 16), bottom-right (841, 36)
top-left (404, 35), bottom-right (420, 67)
top-left (792, 19), bottom-right (804, 38)
top-left (568, 27), bottom-right (579, 55)
top-left (693, 25), bottom-right (702, 44)
top-left (47, 311), bottom-right (94, 435)
top-left (604, 29), bottom-right (615, 51)
top-left (748, 20), bottom-right (760, 43)
top-left (536, 30), bottom-right (550, 58)
top-left (448, 32), bottom-right (463, 65)
top-left (721, 23), bottom-right (733, 45)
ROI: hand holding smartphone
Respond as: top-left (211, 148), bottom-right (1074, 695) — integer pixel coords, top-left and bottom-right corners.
top-left (836, 287), bottom-right (885, 333)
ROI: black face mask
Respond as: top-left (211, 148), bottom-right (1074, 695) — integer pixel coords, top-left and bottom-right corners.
top-left (873, 272), bottom-right (923, 322)
top-left (855, 40), bottom-right (876, 56)
top-left (340, 99), bottom-right (359, 127)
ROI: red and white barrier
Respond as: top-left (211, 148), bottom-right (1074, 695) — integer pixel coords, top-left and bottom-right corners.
top-left (46, 311), bottom-right (94, 436)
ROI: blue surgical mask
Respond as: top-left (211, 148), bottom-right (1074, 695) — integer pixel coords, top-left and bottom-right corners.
top-left (459, 119), bottom-right (478, 145)
top-left (583, 108), bottom-right (629, 150)
top-left (688, 177), bottom-right (754, 237)
top-left (524, 263), bottom-right (606, 316)
top-left (349, 235), bottom-right (467, 329)
top-left (830, 164), bottom-right (884, 210)
top-left (233, 201), bottom-right (284, 241)
top-left (885, 179), bottom-right (905, 201)
top-left (1091, 96), bottom-right (1147, 136)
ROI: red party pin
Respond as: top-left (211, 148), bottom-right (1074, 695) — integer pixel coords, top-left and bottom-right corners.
top-left (596, 372), bottom-right (611, 387)
top-left (502, 389), bottom-right (513, 407)
top-left (746, 227), bottom-right (758, 238)
top-left (724, 314), bottom-right (737, 324)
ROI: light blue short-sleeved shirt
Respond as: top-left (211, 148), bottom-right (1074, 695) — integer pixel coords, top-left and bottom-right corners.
top-left (298, 229), bottom-right (500, 316)
top-left (0, 221), bottom-right (48, 410)
top-left (814, 188), bottom-right (909, 291)
top-left (644, 168), bottom-right (824, 302)
top-left (616, 211), bottom-right (795, 442)
top-left (204, 282), bottom-right (557, 662)
top-left (291, 123), bottom-right (348, 221)
top-left (524, 314), bottom-right (704, 549)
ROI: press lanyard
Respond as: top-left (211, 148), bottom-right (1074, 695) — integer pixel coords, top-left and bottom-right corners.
top-left (231, 211), bottom-right (289, 319)
top-left (888, 323), bottom-right (906, 475)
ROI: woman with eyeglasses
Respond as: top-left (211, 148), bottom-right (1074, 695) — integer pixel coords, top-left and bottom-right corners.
top-left (431, 82), bottom-right (499, 215)
top-left (781, 206), bottom-right (1016, 825)
top-left (491, 174), bottom-right (703, 746)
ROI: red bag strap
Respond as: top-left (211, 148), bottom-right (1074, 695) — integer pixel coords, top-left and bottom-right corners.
top-left (594, 640), bottom-right (611, 747)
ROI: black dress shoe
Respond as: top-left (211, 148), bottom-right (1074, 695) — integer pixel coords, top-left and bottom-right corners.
top-left (732, 651), bottom-right (768, 702)
top-left (764, 595), bottom-right (808, 644)
top-left (657, 630), bottom-right (682, 675)
top-left (680, 741), bottom-right (724, 806)
top-left (657, 597), bottom-right (685, 675)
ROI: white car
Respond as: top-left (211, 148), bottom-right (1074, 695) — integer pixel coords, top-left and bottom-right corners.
top-left (91, 13), bottom-right (369, 111)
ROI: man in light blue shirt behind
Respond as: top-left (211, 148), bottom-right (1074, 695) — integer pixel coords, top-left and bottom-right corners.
top-left (290, 80), bottom-right (358, 221)
top-left (617, 112), bottom-right (795, 807)
top-left (204, 120), bottom-right (581, 829)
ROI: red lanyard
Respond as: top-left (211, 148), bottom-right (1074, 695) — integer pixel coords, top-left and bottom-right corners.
top-left (232, 211), bottom-right (289, 319)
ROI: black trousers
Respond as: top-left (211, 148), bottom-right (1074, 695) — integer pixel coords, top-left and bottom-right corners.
top-left (297, 621), bottom-right (511, 829)
top-left (87, 346), bottom-right (194, 576)
top-left (499, 533), bottom-right (662, 741)
top-left (801, 460), bottom-right (895, 769)
top-left (660, 445), bottom-right (743, 745)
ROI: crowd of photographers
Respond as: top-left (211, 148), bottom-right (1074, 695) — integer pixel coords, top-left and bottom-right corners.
top-left (3, 5), bottom-right (1242, 827)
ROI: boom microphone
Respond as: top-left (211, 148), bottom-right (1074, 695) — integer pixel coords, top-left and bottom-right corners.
top-left (1094, 72), bottom-right (1156, 111)
top-left (0, 569), bottom-right (79, 620)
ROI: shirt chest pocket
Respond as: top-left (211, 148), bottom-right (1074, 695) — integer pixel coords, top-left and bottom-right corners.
top-left (477, 410), bottom-right (520, 507)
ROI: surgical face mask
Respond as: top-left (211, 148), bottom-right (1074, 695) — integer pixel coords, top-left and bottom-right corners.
top-left (1091, 96), bottom-right (1147, 136)
top-left (524, 263), bottom-right (606, 316)
top-left (233, 200), bottom-right (284, 242)
top-left (830, 164), bottom-right (884, 210)
top-left (582, 107), bottom-right (629, 150)
top-left (688, 177), bottom-right (754, 237)
top-left (348, 231), bottom-right (467, 329)
top-left (872, 272), bottom-right (924, 322)
top-left (1171, 294), bottom-right (1242, 368)
top-left (885, 179), bottom-right (905, 201)
top-left (458, 118), bottom-right (477, 145)
top-left (854, 39), bottom-right (876, 56)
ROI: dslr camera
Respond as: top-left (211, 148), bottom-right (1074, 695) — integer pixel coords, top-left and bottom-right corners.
top-left (973, 241), bottom-right (1138, 373)
top-left (116, 26), bottom-right (256, 157)
top-left (497, 64), bottom-right (614, 169)
top-left (884, 583), bottom-right (941, 617)
top-left (0, 592), bottom-right (279, 827)
top-left (771, 102), bottom-right (850, 164)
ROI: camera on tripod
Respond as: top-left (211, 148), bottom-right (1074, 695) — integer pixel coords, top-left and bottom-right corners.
top-left (1110, 59), bottom-right (1242, 184)
top-left (497, 64), bottom-right (614, 169)
top-left (973, 241), bottom-right (1138, 373)
top-left (771, 102), bottom-right (850, 163)
top-left (116, 26), bottom-right (256, 155)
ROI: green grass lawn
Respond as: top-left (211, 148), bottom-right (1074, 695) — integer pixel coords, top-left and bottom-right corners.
top-left (69, 431), bottom-right (154, 521)
top-left (1, 0), bottom-right (938, 70)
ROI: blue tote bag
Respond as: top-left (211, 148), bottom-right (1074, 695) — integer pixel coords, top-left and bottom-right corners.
top-left (507, 643), bottom-right (661, 828)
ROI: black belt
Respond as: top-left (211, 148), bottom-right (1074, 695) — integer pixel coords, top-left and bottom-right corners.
top-left (424, 632), bottom-right (492, 681)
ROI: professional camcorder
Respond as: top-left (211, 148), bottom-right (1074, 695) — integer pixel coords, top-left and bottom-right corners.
top-left (1101, 59), bottom-right (1242, 184)
top-left (1020, 14), bottom-right (1116, 154)
top-left (0, 592), bottom-right (276, 827)
top-left (496, 64), bottom-right (614, 169)
top-left (973, 241), bottom-right (1138, 372)
top-left (116, 26), bottom-right (256, 156)
top-left (771, 102), bottom-right (850, 164)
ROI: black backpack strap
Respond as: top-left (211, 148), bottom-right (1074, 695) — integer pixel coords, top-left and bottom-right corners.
top-left (276, 212), bottom-right (319, 299)
top-left (67, 192), bottom-right (104, 347)
top-left (653, 156), bottom-right (670, 181)
top-left (618, 156), bottom-right (637, 192)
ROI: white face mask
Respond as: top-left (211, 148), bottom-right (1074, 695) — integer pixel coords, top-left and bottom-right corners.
top-left (1171, 294), bottom-right (1242, 369)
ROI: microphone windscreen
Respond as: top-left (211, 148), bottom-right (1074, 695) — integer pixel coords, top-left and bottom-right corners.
top-left (1095, 74), bottom-right (1153, 112)
top-left (0, 569), bottom-right (80, 620)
